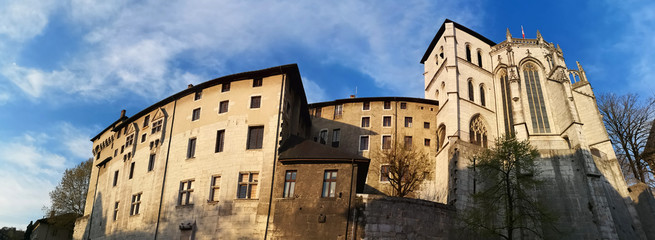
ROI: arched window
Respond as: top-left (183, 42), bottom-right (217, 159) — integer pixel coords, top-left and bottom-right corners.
top-left (477, 50), bottom-right (483, 68)
top-left (479, 85), bottom-right (486, 106)
top-left (435, 90), bottom-right (439, 100)
top-left (469, 115), bottom-right (488, 148)
top-left (523, 63), bottom-right (551, 133)
top-left (468, 80), bottom-right (474, 101)
top-left (439, 46), bottom-right (444, 59)
top-left (499, 70), bottom-right (514, 136)
top-left (466, 45), bottom-right (472, 62)
top-left (437, 125), bottom-right (446, 151)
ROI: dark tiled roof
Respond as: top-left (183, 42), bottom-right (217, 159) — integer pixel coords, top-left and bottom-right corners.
top-left (278, 135), bottom-right (369, 162)
top-left (420, 19), bottom-right (496, 64)
top-left (308, 96), bottom-right (438, 108)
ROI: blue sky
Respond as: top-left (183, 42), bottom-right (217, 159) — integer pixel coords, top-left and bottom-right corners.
top-left (0, 0), bottom-right (653, 229)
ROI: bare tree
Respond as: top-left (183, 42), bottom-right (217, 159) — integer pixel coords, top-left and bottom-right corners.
top-left (460, 136), bottom-right (557, 240)
top-left (597, 93), bottom-right (654, 184)
top-left (375, 143), bottom-right (433, 197)
top-left (44, 158), bottom-right (93, 216)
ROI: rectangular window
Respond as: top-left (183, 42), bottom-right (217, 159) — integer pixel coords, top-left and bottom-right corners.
top-left (129, 162), bottom-right (135, 179)
top-left (424, 138), bottom-right (431, 146)
top-left (332, 129), bottom-right (340, 147)
top-left (120, 145), bottom-right (124, 154)
top-left (382, 135), bottom-right (391, 149)
top-left (192, 108), bottom-right (201, 121)
top-left (380, 165), bottom-right (390, 182)
top-left (384, 101), bottom-right (391, 109)
top-left (250, 96), bottom-right (261, 109)
top-left (237, 172), bottom-right (258, 199)
top-left (404, 117), bottom-right (412, 127)
top-left (219, 101), bottom-right (229, 114)
top-left (283, 170), bottom-right (297, 198)
top-left (314, 107), bottom-right (322, 117)
top-left (322, 170), bottom-right (337, 198)
top-left (125, 134), bottom-right (134, 147)
top-left (143, 115), bottom-right (150, 127)
top-left (253, 77), bottom-right (263, 87)
top-left (113, 201), bottom-right (119, 221)
top-left (178, 179), bottom-right (194, 205)
top-left (404, 136), bottom-right (413, 149)
top-left (362, 101), bottom-right (370, 110)
top-left (334, 104), bottom-right (343, 119)
top-left (383, 116), bottom-right (392, 127)
top-left (187, 138), bottom-right (196, 158)
top-left (424, 122), bottom-right (430, 129)
top-left (400, 102), bottom-right (407, 109)
top-left (215, 130), bottom-right (225, 153)
top-left (194, 91), bottom-right (202, 101)
top-left (130, 193), bottom-right (141, 215)
top-left (319, 130), bottom-right (328, 144)
top-left (247, 126), bottom-right (264, 149)
top-left (148, 154), bottom-right (156, 172)
top-left (209, 175), bottom-right (221, 202)
top-left (151, 120), bottom-right (162, 134)
top-left (222, 82), bottom-right (230, 92)
top-left (113, 170), bottom-right (119, 187)
top-left (361, 117), bottom-right (370, 128)
top-left (359, 136), bottom-right (369, 151)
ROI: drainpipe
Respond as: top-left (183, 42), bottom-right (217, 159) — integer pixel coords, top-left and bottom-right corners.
top-left (345, 159), bottom-right (356, 239)
top-left (87, 165), bottom-right (101, 240)
top-left (264, 72), bottom-right (287, 239)
top-left (154, 100), bottom-right (177, 240)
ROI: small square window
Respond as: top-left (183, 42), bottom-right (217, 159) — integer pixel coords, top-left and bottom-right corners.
top-left (362, 102), bottom-right (370, 110)
top-left (424, 122), bottom-right (430, 129)
top-left (359, 136), bottom-right (369, 151)
top-left (404, 117), bottom-right (412, 128)
top-left (130, 193), bottom-right (142, 215)
top-left (361, 117), bottom-right (370, 128)
top-left (380, 165), bottom-right (390, 182)
top-left (178, 180), bottom-right (194, 206)
top-left (215, 130), bottom-right (225, 153)
top-left (384, 101), bottom-right (391, 109)
top-left (383, 116), bottom-right (392, 127)
top-left (334, 105), bottom-right (343, 119)
top-left (237, 172), bottom-right (258, 199)
top-left (253, 78), bottom-right (263, 87)
top-left (141, 133), bottom-right (146, 143)
top-left (192, 108), bottom-right (201, 121)
top-left (247, 126), bottom-right (264, 149)
top-left (319, 130), bottom-right (328, 145)
top-left (222, 83), bottom-right (230, 92)
top-left (382, 135), bottom-right (391, 149)
top-left (400, 102), bottom-right (407, 109)
top-left (219, 101), bottom-right (229, 114)
top-left (250, 96), bottom-right (261, 109)
top-left (151, 120), bottom-right (162, 134)
top-left (424, 138), bottom-right (431, 146)
top-left (283, 170), bottom-right (297, 198)
top-left (404, 136), bottom-right (413, 149)
top-left (143, 115), bottom-right (150, 127)
top-left (194, 91), bottom-right (202, 101)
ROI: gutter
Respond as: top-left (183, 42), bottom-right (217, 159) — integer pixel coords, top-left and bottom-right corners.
top-left (154, 100), bottom-right (178, 239)
top-left (264, 72), bottom-right (287, 239)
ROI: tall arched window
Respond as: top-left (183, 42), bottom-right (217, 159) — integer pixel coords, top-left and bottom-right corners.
top-left (523, 63), bottom-right (551, 133)
top-left (499, 70), bottom-right (514, 136)
top-left (466, 45), bottom-right (472, 62)
top-left (479, 85), bottom-right (486, 106)
top-left (477, 50), bottom-right (483, 68)
top-left (437, 125), bottom-right (446, 151)
top-left (468, 80), bottom-right (474, 101)
top-left (470, 115), bottom-right (488, 148)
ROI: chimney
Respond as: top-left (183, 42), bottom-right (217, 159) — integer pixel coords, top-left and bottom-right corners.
top-left (188, 84), bottom-right (194, 89)
top-left (350, 95), bottom-right (356, 99)
top-left (120, 109), bottom-right (126, 118)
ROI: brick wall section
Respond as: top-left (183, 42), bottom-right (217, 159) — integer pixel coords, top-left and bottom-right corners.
top-left (353, 194), bottom-right (454, 239)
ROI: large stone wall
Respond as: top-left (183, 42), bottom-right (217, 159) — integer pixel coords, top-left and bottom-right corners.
top-left (353, 194), bottom-right (454, 240)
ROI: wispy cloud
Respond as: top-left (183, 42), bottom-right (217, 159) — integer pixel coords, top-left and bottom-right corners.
top-left (0, 0), bottom-right (482, 103)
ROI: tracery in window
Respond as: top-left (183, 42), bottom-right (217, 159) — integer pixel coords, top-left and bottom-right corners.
top-left (499, 70), bottom-right (514, 136)
top-left (523, 63), bottom-right (551, 133)
top-left (469, 115), bottom-right (488, 148)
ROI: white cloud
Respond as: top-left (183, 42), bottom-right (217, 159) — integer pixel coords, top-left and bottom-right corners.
top-left (58, 122), bottom-right (93, 160)
top-left (301, 78), bottom-right (328, 104)
top-left (0, 0), bottom-right (58, 41)
top-left (0, 0), bottom-right (482, 103)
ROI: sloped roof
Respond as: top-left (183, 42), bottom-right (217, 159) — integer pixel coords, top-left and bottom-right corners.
top-left (278, 135), bottom-right (369, 162)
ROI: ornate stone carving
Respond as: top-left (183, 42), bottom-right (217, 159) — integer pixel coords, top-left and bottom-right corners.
top-left (471, 117), bottom-right (487, 135)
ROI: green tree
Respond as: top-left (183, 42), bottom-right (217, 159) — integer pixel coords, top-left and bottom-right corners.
top-left (44, 158), bottom-right (93, 216)
top-left (376, 142), bottom-right (433, 197)
top-left (460, 136), bottom-right (556, 239)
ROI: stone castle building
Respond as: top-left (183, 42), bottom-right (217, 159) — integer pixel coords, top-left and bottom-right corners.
top-left (74, 19), bottom-right (654, 239)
